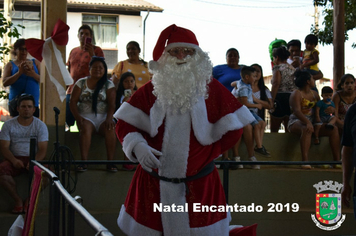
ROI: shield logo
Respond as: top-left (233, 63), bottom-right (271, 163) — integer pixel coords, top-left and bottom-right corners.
top-left (315, 193), bottom-right (342, 225)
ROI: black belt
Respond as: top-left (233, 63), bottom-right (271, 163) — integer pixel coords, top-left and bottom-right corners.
top-left (146, 161), bottom-right (215, 184)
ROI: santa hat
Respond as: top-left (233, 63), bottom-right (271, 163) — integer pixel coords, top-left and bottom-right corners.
top-left (151, 24), bottom-right (199, 63)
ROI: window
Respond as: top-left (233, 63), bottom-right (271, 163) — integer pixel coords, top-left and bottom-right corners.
top-left (82, 14), bottom-right (118, 49)
top-left (11, 11), bottom-right (41, 40)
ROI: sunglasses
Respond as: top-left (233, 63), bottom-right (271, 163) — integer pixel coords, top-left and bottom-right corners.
top-left (168, 47), bottom-right (196, 57)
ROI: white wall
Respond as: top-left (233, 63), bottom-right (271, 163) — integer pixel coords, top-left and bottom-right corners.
top-left (117, 15), bottom-right (143, 61)
top-left (66, 13), bottom-right (83, 62)
top-left (65, 13), bottom-right (143, 64)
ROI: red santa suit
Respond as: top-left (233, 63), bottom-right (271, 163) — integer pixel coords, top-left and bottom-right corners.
top-left (115, 78), bottom-right (254, 236)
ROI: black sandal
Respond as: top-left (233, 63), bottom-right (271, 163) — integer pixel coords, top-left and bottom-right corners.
top-left (107, 164), bottom-right (118, 172)
top-left (76, 164), bottom-right (87, 172)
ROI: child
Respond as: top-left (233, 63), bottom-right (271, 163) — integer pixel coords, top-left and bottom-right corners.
top-left (115, 72), bottom-right (137, 111)
top-left (115, 72), bottom-right (137, 171)
top-left (300, 34), bottom-right (320, 76)
top-left (314, 86), bottom-right (337, 145)
top-left (232, 66), bottom-right (271, 169)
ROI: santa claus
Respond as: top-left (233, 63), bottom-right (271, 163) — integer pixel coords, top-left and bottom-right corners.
top-left (114, 24), bottom-right (255, 236)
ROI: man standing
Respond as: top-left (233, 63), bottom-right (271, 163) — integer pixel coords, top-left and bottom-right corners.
top-left (66, 25), bottom-right (104, 127)
top-left (115, 24), bottom-right (254, 235)
top-left (0, 94), bottom-right (48, 213)
top-left (341, 103), bottom-right (356, 217)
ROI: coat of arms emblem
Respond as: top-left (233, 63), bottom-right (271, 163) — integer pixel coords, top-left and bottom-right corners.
top-left (311, 180), bottom-right (346, 230)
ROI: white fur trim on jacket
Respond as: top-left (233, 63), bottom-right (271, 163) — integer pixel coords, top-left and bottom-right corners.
top-left (118, 204), bottom-right (231, 236)
top-left (117, 98), bottom-right (255, 147)
top-left (122, 132), bottom-right (147, 162)
top-left (118, 205), bottom-right (161, 236)
top-left (191, 97), bottom-right (255, 146)
top-left (114, 102), bottom-right (165, 137)
top-left (158, 111), bottom-right (191, 235)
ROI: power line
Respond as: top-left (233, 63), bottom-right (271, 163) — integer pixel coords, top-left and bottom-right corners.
top-left (164, 12), bottom-right (308, 33)
top-left (194, 0), bottom-right (311, 9)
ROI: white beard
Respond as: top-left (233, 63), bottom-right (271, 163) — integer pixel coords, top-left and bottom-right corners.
top-left (150, 49), bottom-right (213, 114)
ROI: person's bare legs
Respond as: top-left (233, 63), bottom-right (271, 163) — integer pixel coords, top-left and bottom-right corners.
top-left (270, 115), bottom-right (283, 133)
top-left (328, 116), bottom-right (337, 126)
top-left (289, 121), bottom-right (312, 162)
top-left (221, 139), bottom-right (241, 161)
top-left (314, 124), bottom-right (321, 144)
top-left (243, 124), bottom-right (254, 157)
top-left (232, 138), bottom-right (241, 157)
top-left (0, 175), bottom-right (23, 208)
top-left (243, 124), bottom-right (260, 169)
top-left (282, 116), bottom-right (290, 132)
top-left (79, 119), bottom-right (96, 161)
top-left (254, 121), bottom-right (263, 149)
top-left (319, 124), bottom-right (340, 161)
top-left (260, 120), bottom-right (266, 143)
top-left (99, 123), bottom-right (117, 161)
top-left (222, 151), bottom-right (229, 160)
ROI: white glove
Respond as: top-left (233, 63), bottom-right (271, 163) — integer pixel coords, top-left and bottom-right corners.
top-left (133, 142), bottom-right (162, 172)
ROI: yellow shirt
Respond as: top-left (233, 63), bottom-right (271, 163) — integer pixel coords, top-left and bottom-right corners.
top-left (112, 60), bottom-right (151, 89)
top-left (303, 49), bottom-right (319, 71)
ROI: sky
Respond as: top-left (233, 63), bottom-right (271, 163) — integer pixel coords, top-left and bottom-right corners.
top-left (141, 0), bottom-right (356, 80)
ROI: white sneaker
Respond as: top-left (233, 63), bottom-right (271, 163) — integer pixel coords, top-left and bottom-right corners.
top-left (249, 156), bottom-right (260, 170)
top-left (232, 156), bottom-right (243, 169)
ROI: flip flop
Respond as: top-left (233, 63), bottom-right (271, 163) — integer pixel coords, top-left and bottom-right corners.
top-left (301, 165), bottom-right (312, 170)
top-left (107, 164), bottom-right (118, 172)
top-left (76, 164), bottom-right (87, 172)
top-left (314, 138), bottom-right (320, 145)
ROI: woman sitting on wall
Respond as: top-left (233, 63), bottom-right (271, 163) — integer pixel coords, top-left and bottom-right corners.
top-left (288, 70), bottom-right (340, 169)
top-left (332, 73), bottom-right (356, 132)
top-left (70, 56), bottom-right (117, 172)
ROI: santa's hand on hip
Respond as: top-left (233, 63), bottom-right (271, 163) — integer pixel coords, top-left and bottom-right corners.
top-left (133, 142), bottom-right (162, 172)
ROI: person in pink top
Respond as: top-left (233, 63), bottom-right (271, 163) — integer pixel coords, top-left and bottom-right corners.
top-left (66, 25), bottom-right (104, 128)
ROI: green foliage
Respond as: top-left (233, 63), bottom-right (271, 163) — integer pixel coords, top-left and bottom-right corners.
top-left (0, 90), bottom-right (9, 100)
top-left (0, 11), bottom-right (24, 62)
top-left (312, 0), bottom-right (356, 48)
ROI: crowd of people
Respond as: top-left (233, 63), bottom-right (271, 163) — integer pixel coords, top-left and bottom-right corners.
top-left (0, 25), bottom-right (354, 228)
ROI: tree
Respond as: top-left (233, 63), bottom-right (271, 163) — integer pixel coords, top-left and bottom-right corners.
top-left (312, 0), bottom-right (356, 47)
top-left (0, 11), bottom-right (23, 62)
top-left (0, 11), bottom-right (23, 100)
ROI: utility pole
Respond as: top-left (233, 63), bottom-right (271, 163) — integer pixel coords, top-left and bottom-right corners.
top-left (314, 2), bottom-right (319, 44)
top-left (333, 0), bottom-right (345, 87)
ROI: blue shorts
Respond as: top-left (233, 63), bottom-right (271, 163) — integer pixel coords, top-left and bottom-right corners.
top-left (250, 110), bottom-right (263, 126)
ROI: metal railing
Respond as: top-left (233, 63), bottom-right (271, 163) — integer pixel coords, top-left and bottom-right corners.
top-left (31, 160), bottom-right (113, 236)
top-left (38, 159), bottom-right (342, 205)
top-left (215, 160), bottom-right (342, 203)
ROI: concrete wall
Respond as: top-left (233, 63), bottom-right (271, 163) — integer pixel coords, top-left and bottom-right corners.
top-left (0, 132), bottom-right (353, 235)
top-left (117, 15), bottom-right (143, 61)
